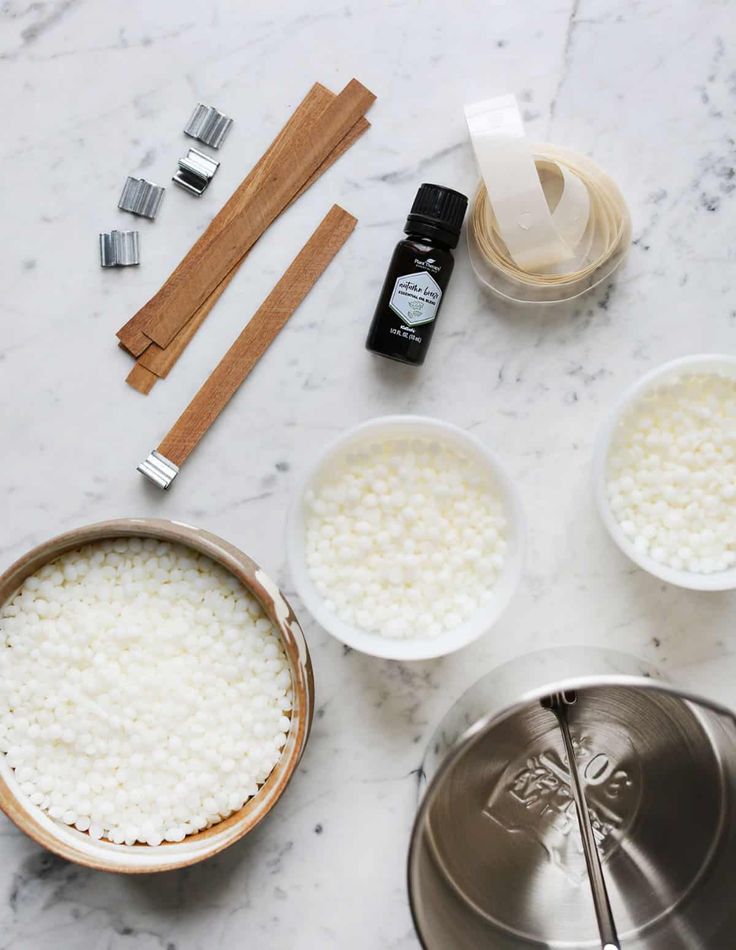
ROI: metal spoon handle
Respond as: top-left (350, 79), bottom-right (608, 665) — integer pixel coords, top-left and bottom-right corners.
top-left (556, 708), bottom-right (620, 950)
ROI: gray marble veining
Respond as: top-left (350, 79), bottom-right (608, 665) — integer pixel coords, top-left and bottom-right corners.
top-left (1, 0), bottom-right (735, 947)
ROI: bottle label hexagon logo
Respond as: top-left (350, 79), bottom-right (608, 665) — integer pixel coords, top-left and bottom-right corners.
top-left (388, 271), bottom-right (442, 327)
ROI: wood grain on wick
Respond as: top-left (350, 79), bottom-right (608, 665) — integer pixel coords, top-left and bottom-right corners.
top-left (125, 363), bottom-right (158, 395)
top-left (157, 205), bottom-right (356, 467)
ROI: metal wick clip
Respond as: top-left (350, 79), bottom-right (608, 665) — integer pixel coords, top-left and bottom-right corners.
top-left (183, 103), bottom-right (233, 149)
top-left (99, 230), bottom-right (139, 267)
top-left (172, 147), bottom-right (220, 197)
top-left (118, 177), bottom-right (165, 219)
top-left (137, 451), bottom-right (179, 490)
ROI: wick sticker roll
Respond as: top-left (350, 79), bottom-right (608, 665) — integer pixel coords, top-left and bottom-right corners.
top-left (464, 94), bottom-right (631, 303)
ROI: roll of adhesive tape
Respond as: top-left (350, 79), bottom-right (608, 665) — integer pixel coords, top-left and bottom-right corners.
top-left (464, 95), bottom-right (631, 303)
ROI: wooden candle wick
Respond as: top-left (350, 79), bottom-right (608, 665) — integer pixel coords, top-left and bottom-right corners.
top-left (137, 205), bottom-right (357, 489)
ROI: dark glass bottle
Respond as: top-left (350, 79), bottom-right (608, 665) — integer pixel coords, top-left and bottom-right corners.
top-left (366, 183), bottom-right (468, 366)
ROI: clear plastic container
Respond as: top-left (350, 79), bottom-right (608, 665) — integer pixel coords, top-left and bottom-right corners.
top-left (468, 145), bottom-right (632, 304)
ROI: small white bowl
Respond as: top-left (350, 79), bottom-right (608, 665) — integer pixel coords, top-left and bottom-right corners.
top-left (593, 354), bottom-right (736, 591)
top-left (286, 415), bottom-right (524, 660)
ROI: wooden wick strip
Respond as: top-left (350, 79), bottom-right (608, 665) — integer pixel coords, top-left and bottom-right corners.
top-left (126, 363), bottom-right (158, 395)
top-left (200, 83), bottom-right (335, 236)
top-left (158, 205), bottom-right (356, 464)
top-left (118, 324), bottom-right (153, 359)
top-left (135, 80), bottom-right (374, 352)
top-left (138, 205), bottom-right (356, 487)
top-left (134, 273), bottom-right (233, 381)
top-left (133, 112), bottom-right (370, 385)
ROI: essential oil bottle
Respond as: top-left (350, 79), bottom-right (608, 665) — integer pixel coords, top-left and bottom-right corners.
top-left (365, 183), bottom-right (468, 366)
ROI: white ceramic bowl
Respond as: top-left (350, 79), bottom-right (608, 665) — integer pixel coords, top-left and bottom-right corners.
top-left (286, 415), bottom-right (524, 660)
top-left (593, 354), bottom-right (736, 591)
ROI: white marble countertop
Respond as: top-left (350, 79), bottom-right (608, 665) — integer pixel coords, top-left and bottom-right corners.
top-left (1, 0), bottom-right (734, 946)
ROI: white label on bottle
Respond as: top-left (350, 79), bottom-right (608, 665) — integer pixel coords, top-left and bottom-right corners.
top-left (388, 271), bottom-right (442, 327)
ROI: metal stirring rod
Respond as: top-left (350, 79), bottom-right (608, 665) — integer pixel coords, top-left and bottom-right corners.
top-left (541, 691), bottom-right (621, 950)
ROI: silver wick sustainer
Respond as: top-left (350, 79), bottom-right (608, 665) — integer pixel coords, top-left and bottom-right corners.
top-left (137, 450), bottom-right (179, 490)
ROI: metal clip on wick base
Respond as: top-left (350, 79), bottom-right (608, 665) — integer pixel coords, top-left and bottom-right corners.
top-left (172, 148), bottom-right (220, 196)
top-left (99, 230), bottom-right (140, 267)
top-left (137, 451), bottom-right (179, 490)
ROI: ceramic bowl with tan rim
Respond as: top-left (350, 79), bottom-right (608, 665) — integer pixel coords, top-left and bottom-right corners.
top-left (0, 518), bottom-right (314, 873)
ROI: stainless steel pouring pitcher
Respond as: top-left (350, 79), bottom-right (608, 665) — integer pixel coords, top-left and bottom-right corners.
top-left (408, 648), bottom-right (736, 949)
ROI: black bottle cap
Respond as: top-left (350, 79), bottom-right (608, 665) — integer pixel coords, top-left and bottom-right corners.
top-left (405, 183), bottom-right (468, 248)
